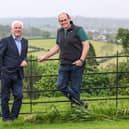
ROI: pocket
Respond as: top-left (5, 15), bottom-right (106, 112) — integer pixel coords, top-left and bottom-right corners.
top-left (73, 64), bottom-right (85, 72)
top-left (1, 68), bottom-right (18, 80)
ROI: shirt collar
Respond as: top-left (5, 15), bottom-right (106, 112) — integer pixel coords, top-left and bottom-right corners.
top-left (12, 35), bottom-right (23, 41)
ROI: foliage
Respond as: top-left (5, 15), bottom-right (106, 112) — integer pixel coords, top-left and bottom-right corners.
top-left (116, 28), bottom-right (129, 55)
top-left (33, 61), bottom-right (60, 97)
top-left (31, 42), bottom-right (109, 97)
top-left (0, 24), bottom-right (54, 39)
top-left (0, 24), bottom-right (10, 38)
top-left (115, 61), bottom-right (129, 95)
top-left (87, 42), bottom-right (98, 66)
top-left (42, 31), bottom-right (51, 39)
top-left (82, 65), bottom-right (110, 96)
top-left (24, 103), bottom-right (129, 124)
top-left (33, 63), bottom-right (111, 97)
top-left (24, 55), bottom-right (44, 98)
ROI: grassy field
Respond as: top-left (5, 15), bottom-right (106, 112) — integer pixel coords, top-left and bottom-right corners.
top-left (89, 41), bottom-right (122, 57)
top-left (2, 96), bottom-right (129, 116)
top-left (28, 39), bottom-right (57, 57)
top-left (1, 96), bottom-right (129, 128)
top-left (0, 119), bottom-right (129, 129)
top-left (28, 39), bottom-right (123, 57)
top-left (29, 39), bottom-right (56, 48)
top-left (28, 39), bottom-right (124, 68)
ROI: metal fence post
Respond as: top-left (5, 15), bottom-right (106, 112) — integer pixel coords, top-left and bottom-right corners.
top-left (116, 51), bottom-right (119, 112)
top-left (29, 55), bottom-right (33, 113)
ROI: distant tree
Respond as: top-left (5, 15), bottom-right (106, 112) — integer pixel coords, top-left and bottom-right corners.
top-left (42, 31), bottom-right (51, 39)
top-left (116, 28), bottom-right (129, 55)
top-left (87, 42), bottom-right (98, 66)
top-left (0, 24), bottom-right (10, 38)
top-left (24, 27), bottom-right (42, 37)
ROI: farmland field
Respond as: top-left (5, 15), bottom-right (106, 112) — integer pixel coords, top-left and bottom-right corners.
top-left (28, 39), bottom-right (123, 67)
top-left (28, 39), bottom-right (122, 57)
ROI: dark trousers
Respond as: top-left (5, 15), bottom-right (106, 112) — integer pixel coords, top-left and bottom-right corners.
top-left (57, 64), bottom-right (85, 105)
top-left (1, 77), bottom-right (23, 119)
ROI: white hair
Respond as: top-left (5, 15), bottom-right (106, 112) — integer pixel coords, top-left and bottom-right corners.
top-left (11, 20), bottom-right (24, 28)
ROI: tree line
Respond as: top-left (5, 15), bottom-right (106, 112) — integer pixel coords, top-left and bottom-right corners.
top-left (0, 24), bottom-right (53, 39)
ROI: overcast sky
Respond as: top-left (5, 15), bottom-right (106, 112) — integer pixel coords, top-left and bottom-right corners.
top-left (0, 0), bottom-right (128, 19)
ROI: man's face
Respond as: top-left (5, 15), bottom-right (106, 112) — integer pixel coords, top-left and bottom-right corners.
top-left (58, 14), bottom-right (71, 30)
top-left (11, 23), bottom-right (23, 38)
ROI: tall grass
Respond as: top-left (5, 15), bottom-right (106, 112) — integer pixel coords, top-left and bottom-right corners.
top-left (16, 96), bottom-right (129, 124)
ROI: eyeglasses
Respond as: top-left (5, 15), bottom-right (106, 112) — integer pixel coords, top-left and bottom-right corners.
top-left (59, 19), bottom-right (68, 23)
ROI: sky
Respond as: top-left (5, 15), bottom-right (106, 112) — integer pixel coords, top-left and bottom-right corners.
top-left (0, 0), bottom-right (129, 19)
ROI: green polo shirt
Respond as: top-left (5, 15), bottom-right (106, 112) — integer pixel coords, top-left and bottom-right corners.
top-left (64, 27), bottom-right (88, 41)
top-left (77, 27), bottom-right (88, 41)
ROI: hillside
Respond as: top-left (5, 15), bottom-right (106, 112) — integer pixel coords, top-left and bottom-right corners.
top-left (0, 17), bottom-right (129, 31)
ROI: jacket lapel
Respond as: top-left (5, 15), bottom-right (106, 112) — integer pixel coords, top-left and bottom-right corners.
top-left (20, 39), bottom-right (25, 57)
top-left (10, 36), bottom-right (19, 56)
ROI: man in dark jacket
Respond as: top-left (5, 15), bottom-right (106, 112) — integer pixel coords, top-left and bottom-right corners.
top-left (38, 12), bottom-right (89, 108)
top-left (0, 20), bottom-right (28, 121)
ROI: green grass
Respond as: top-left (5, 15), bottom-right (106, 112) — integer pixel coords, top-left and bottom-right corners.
top-left (2, 95), bottom-right (129, 118)
top-left (28, 39), bottom-right (57, 57)
top-left (28, 39), bottom-right (124, 67)
top-left (29, 39), bottom-right (56, 49)
top-left (11, 95), bottom-right (129, 116)
top-left (0, 119), bottom-right (129, 129)
top-left (28, 39), bottom-right (122, 57)
top-left (1, 96), bottom-right (129, 128)
top-left (90, 41), bottom-right (122, 56)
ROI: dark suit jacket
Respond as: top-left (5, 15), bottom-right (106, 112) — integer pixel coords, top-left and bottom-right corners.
top-left (0, 35), bottom-right (28, 80)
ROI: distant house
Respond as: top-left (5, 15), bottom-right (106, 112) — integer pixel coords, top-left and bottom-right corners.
top-left (93, 34), bottom-right (107, 42)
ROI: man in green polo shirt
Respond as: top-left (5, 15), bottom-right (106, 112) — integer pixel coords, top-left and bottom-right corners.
top-left (38, 12), bottom-right (89, 108)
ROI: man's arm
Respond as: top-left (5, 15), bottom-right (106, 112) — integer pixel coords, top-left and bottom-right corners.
top-left (72, 40), bottom-right (89, 66)
top-left (80, 40), bottom-right (90, 62)
top-left (38, 44), bottom-right (60, 62)
top-left (72, 27), bottom-right (90, 66)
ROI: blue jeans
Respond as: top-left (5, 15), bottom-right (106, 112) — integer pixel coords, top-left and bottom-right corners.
top-left (1, 77), bottom-right (23, 119)
top-left (57, 64), bottom-right (85, 105)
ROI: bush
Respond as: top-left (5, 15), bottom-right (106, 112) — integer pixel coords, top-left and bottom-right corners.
top-left (34, 64), bottom-right (110, 97)
top-left (82, 65), bottom-right (110, 96)
top-left (24, 55), bottom-right (44, 99)
top-left (33, 61), bottom-right (60, 97)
